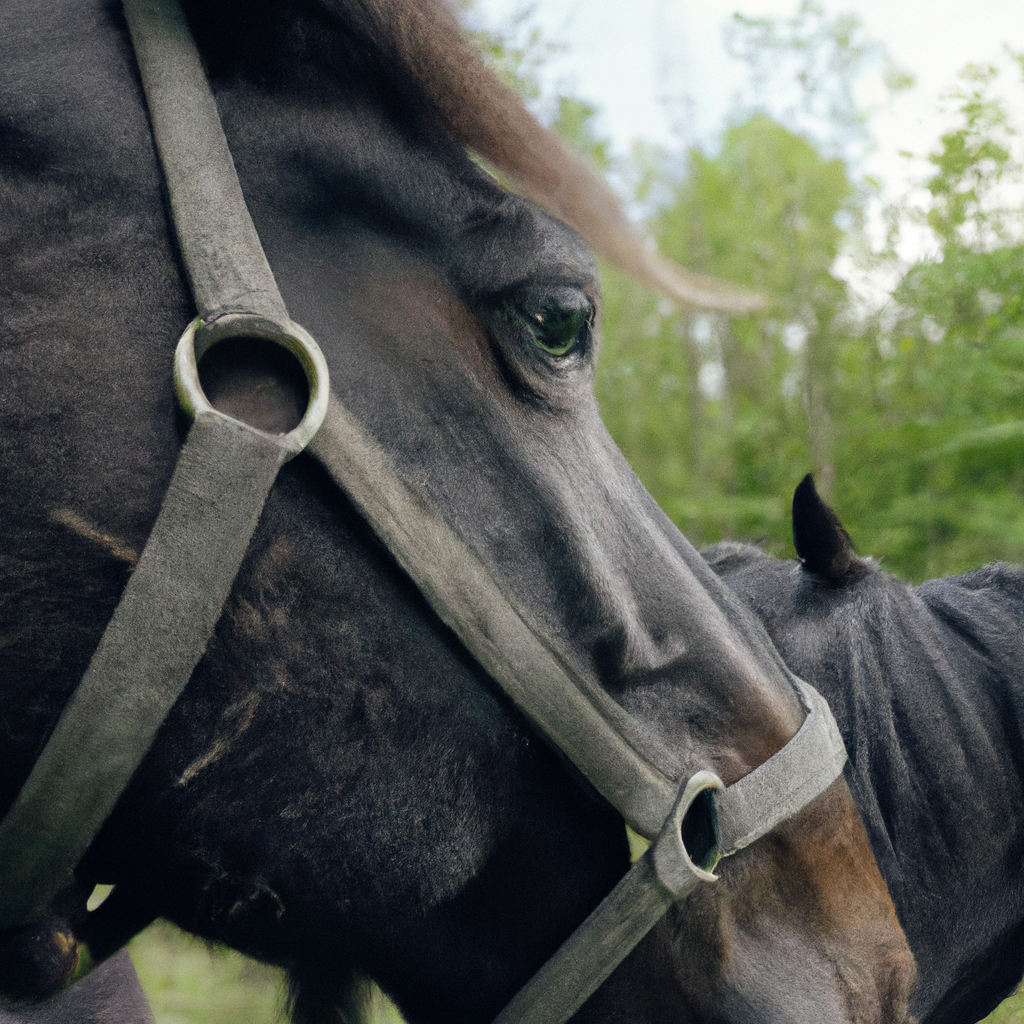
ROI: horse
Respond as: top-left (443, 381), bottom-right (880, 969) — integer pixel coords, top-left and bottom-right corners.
top-left (1, 0), bottom-right (914, 1021)
top-left (702, 475), bottom-right (1024, 1024)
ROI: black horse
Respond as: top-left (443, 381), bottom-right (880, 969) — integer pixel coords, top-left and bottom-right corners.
top-left (703, 475), bottom-right (1024, 1024)
top-left (1, 1), bottom-right (914, 1021)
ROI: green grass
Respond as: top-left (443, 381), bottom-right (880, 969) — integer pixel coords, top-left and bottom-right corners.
top-left (130, 922), bottom-right (285, 1024)
top-left (128, 918), bottom-right (1024, 1024)
top-left (129, 921), bottom-right (405, 1024)
top-left (985, 989), bottom-right (1024, 1024)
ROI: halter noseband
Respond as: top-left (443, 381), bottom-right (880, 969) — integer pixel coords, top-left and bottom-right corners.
top-left (0, 2), bottom-right (847, 1020)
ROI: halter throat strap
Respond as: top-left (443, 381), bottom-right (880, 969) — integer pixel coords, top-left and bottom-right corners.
top-left (0, 1), bottom-right (848, 1020)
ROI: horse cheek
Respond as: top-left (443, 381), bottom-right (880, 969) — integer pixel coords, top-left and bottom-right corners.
top-left (797, 784), bottom-right (917, 1024)
top-left (732, 780), bottom-right (916, 1024)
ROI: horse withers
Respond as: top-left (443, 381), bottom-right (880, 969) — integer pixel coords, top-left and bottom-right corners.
top-left (704, 475), bottom-right (1024, 1024)
top-left (1, 0), bottom-right (912, 1021)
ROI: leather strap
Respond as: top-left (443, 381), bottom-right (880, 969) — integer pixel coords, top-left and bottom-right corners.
top-left (490, 771), bottom-right (723, 1024)
top-left (308, 396), bottom-right (678, 840)
top-left (717, 679), bottom-right (847, 853)
top-left (0, 415), bottom-right (289, 927)
top-left (486, 683), bottom-right (845, 1024)
top-left (0, 0), bottom-right (326, 930)
top-left (124, 0), bottom-right (286, 325)
top-left (308, 401), bottom-right (849, 847)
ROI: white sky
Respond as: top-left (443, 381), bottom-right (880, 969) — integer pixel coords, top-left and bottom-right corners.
top-left (471, 0), bottom-right (1024, 273)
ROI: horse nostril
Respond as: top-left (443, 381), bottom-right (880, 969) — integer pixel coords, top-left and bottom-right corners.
top-left (681, 787), bottom-right (720, 873)
top-left (198, 336), bottom-right (310, 435)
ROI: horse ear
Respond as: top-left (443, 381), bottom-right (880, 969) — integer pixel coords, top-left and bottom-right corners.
top-left (792, 475), bottom-right (858, 581)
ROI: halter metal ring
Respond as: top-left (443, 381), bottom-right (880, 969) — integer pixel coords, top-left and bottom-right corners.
top-left (174, 312), bottom-right (330, 457)
top-left (651, 770), bottom-right (724, 898)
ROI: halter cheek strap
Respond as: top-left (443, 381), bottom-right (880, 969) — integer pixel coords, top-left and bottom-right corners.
top-left (0, 1), bottom-right (848, 1020)
top-left (487, 682), bottom-right (845, 1024)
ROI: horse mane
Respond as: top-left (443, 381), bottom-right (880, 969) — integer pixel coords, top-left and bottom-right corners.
top-left (358, 0), bottom-right (763, 314)
top-left (700, 540), bottom-right (772, 576)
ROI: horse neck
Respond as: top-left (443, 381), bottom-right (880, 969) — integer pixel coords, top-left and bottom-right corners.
top-left (816, 572), bottom-right (1024, 1020)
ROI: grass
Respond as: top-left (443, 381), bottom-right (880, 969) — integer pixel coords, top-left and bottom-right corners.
top-left (129, 922), bottom-right (285, 1024)
top-left (129, 921), bottom-right (404, 1024)
top-left (986, 990), bottom-right (1024, 1024)
top-left (128, 918), bottom-right (1024, 1024)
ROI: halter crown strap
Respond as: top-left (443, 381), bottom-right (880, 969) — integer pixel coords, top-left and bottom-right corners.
top-left (0, 1), bottom-right (847, 1021)
top-left (0, 0), bottom-right (330, 929)
top-left (125, 0), bottom-right (287, 325)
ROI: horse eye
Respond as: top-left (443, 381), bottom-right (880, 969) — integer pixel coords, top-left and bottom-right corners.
top-left (529, 304), bottom-right (589, 357)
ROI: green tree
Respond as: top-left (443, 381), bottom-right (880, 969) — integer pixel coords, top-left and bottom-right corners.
top-left (597, 114), bottom-right (855, 546)
top-left (592, 0), bottom-right (912, 551)
top-left (724, 0), bottom-right (913, 168)
top-left (831, 56), bottom-right (1024, 581)
top-left (923, 60), bottom-right (1021, 249)
top-left (457, 2), bottom-right (556, 110)
top-left (460, 2), bottom-right (1024, 588)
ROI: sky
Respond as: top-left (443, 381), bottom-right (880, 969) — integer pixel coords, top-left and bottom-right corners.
top-left (470, 0), bottom-right (1023, 271)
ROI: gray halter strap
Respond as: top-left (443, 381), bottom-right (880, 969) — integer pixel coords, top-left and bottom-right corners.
top-left (0, 1), bottom-right (848, 1020)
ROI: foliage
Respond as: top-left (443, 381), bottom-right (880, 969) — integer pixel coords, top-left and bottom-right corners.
top-left (923, 59), bottom-right (1022, 249)
top-left (131, 921), bottom-right (407, 1024)
top-left (595, 26), bottom-right (1024, 585)
top-left (130, 921), bottom-right (284, 1024)
top-left (457, 1), bottom-right (561, 114)
top-left (835, 55), bottom-right (1024, 580)
top-left (550, 96), bottom-right (612, 173)
top-left (452, 4), bottom-right (1024, 588)
top-left (597, 113), bottom-right (856, 548)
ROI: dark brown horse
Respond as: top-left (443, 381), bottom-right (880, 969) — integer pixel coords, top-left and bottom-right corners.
top-left (1, 1), bottom-right (912, 1021)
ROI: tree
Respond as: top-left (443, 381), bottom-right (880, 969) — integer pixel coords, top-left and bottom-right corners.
top-left (922, 59), bottom-right (1022, 250)
top-left (723, 0), bottom-right (913, 170)
top-left (833, 56), bottom-right (1024, 580)
top-left (461, 2), bottom-right (1024, 584)
top-left (597, 114), bottom-right (855, 546)
top-left (593, 1), bottom-right (912, 550)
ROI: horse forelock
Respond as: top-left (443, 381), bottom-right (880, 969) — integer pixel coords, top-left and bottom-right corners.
top-left (317, 0), bottom-right (764, 313)
top-left (175, 0), bottom-right (759, 312)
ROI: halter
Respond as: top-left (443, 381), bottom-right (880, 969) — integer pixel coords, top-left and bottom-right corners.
top-left (0, 1), bottom-right (847, 1020)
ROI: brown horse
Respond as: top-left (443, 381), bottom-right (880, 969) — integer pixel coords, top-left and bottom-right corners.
top-left (0, 1), bottom-right (912, 1021)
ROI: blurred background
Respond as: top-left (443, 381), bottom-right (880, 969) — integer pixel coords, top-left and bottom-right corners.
top-left (133, 0), bottom-right (1024, 1020)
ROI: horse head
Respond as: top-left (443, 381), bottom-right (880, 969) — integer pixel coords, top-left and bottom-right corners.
top-left (0, 2), bottom-right (913, 1021)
